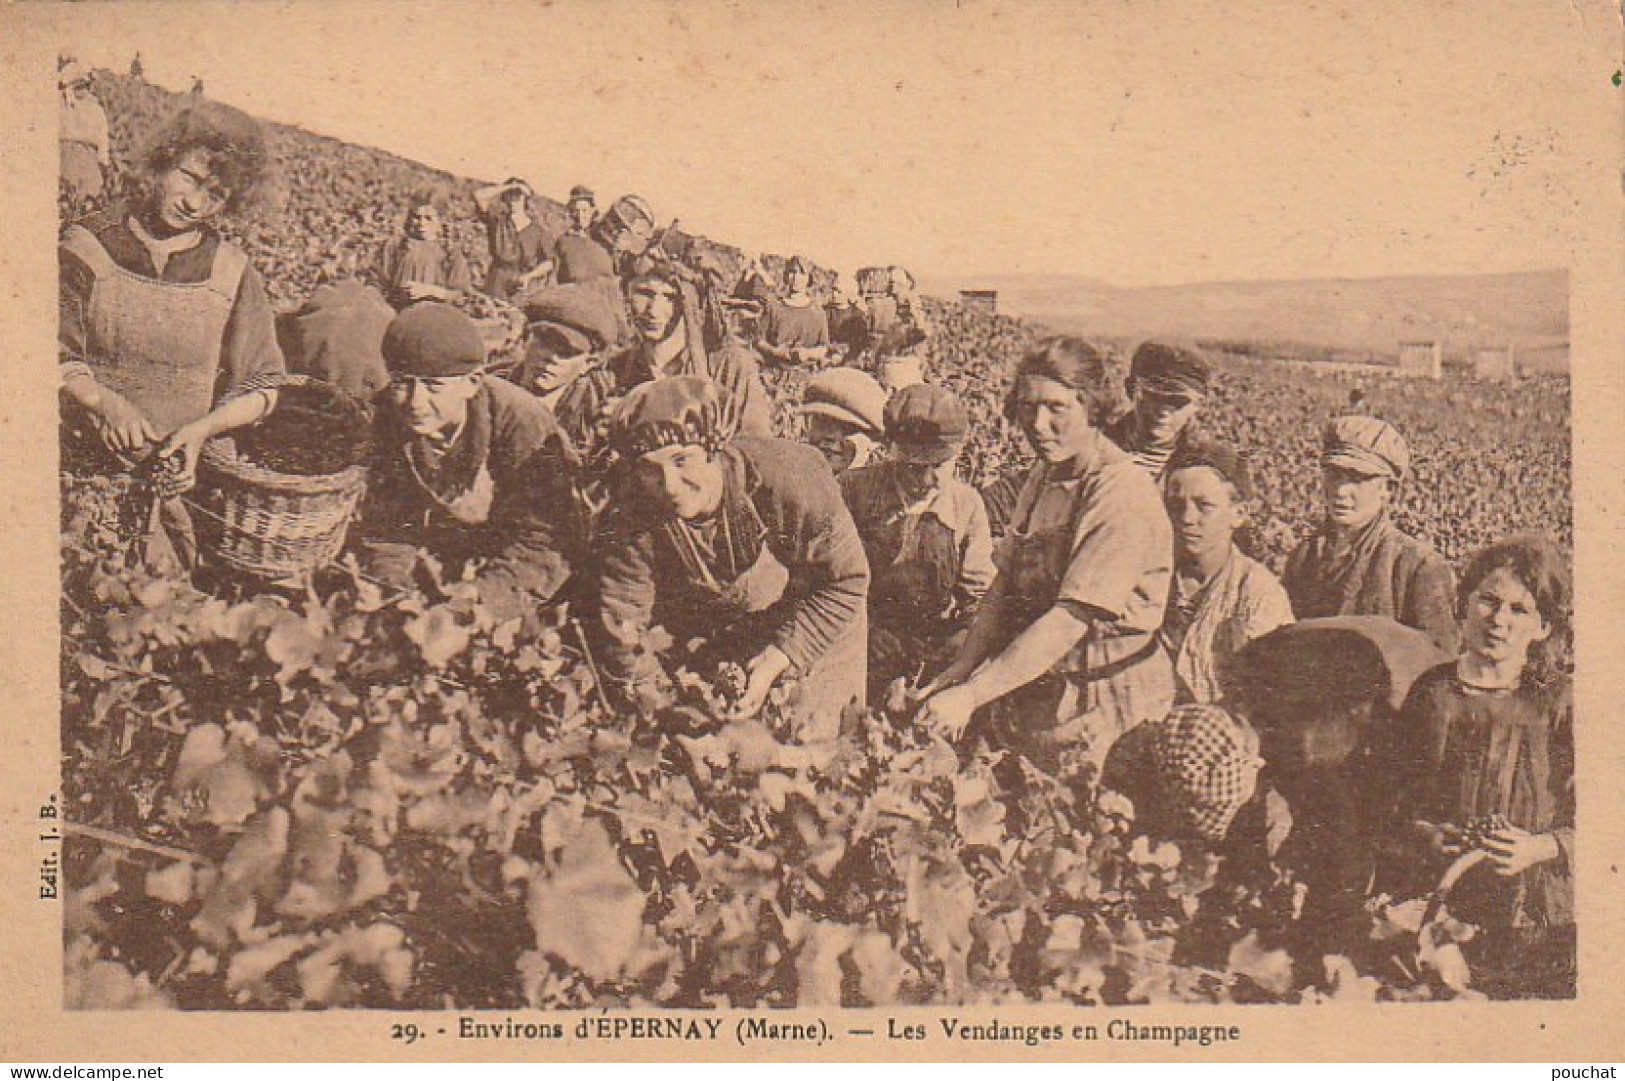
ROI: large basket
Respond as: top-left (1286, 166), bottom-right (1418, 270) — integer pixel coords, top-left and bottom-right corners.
top-left (189, 377), bottom-right (368, 581)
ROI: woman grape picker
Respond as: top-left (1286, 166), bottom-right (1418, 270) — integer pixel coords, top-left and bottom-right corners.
top-left (917, 336), bottom-right (1175, 773)
top-left (59, 101), bottom-right (285, 567)
top-left (1387, 534), bottom-right (1574, 998)
top-left (756, 255), bottom-right (831, 367)
top-left (594, 376), bottom-right (870, 737)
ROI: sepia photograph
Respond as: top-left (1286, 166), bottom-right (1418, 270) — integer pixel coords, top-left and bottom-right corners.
top-left (2, 0), bottom-right (1622, 1063)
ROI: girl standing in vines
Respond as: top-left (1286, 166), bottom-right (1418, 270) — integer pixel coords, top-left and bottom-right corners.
top-left (1390, 533), bottom-right (1575, 998)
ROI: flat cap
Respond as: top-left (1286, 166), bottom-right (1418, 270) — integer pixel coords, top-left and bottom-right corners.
top-left (1322, 414), bottom-right (1409, 480)
top-left (884, 383), bottom-right (970, 464)
top-left (1131, 341), bottom-right (1212, 398)
top-left (801, 368), bottom-right (887, 436)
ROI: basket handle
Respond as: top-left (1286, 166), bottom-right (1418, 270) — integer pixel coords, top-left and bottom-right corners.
top-left (1419, 847), bottom-right (1489, 929)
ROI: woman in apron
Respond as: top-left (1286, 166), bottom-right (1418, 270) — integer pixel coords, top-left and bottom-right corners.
top-left (594, 376), bottom-right (870, 739)
top-left (918, 336), bottom-right (1175, 774)
top-left (59, 102), bottom-right (285, 566)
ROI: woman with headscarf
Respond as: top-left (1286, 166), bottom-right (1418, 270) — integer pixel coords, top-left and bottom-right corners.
top-left (594, 376), bottom-right (869, 737)
top-left (59, 101), bottom-right (286, 564)
top-left (917, 336), bottom-right (1175, 772)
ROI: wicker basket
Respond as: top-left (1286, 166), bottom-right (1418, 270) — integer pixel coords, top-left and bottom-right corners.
top-left (189, 377), bottom-right (368, 581)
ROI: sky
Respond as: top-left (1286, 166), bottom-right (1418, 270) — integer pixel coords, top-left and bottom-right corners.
top-left (31, 0), bottom-right (1615, 287)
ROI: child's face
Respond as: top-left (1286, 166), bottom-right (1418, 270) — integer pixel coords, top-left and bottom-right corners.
top-left (1463, 566), bottom-right (1551, 670)
top-left (1165, 464), bottom-right (1244, 566)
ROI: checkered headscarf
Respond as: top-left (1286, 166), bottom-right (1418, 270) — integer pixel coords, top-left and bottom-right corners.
top-left (1147, 704), bottom-right (1263, 843)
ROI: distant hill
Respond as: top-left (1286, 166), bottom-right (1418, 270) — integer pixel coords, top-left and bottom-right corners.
top-left (921, 270), bottom-right (1568, 371)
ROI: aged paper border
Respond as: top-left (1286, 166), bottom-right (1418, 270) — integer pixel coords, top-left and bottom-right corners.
top-left (1, 0), bottom-right (1622, 1063)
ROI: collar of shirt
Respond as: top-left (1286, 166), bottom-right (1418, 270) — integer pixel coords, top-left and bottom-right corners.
top-left (887, 469), bottom-right (976, 533)
top-left (417, 416), bottom-right (470, 461)
top-left (126, 213), bottom-right (204, 277)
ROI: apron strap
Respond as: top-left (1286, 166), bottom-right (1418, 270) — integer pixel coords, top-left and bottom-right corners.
top-left (206, 240), bottom-right (248, 300)
top-left (62, 224), bottom-right (117, 278)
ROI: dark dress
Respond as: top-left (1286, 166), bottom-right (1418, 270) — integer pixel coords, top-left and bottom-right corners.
top-left (1391, 664), bottom-right (1575, 998)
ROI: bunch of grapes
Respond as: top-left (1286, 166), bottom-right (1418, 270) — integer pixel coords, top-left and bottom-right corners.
top-left (1458, 813), bottom-right (1512, 851)
top-left (150, 449), bottom-right (192, 500)
top-left (713, 661), bottom-right (749, 708)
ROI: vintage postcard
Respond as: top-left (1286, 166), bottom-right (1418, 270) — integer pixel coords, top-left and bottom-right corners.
top-left (1, 0), bottom-right (1622, 1063)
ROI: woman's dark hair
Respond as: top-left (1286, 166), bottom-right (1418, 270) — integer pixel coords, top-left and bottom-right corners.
top-left (1003, 335), bottom-right (1119, 428)
top-left (1457, 532), bottom-right (1572, 684)
top-left (138, 102), bottom-right (271, 215)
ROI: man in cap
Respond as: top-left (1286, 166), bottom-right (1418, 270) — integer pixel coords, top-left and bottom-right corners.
top-left (552, 256), bottom-right (771, 454)
top-left (840, 383), bottom-right (995, 693)
top-left (1102, 702), bottom-right (1266, 849)
top-left (276, 240), bottom-right (395, 402)
top-left (799, 367), bottom-right (887, 475)
top-left (357, 303), bottom-right (584, 613)
top-left (1282, 415), bottom-right (1458, 653)
top-left (1104, 340), bottom-right (1212, 480)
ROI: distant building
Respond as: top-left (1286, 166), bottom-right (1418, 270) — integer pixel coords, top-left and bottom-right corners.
top-left (958, 289), bottom-right (998, 315)
top-left (1397, 340), bottom-right (1443, 380)
top-left (1517, 340), bottom-right (1570, 377)
top-left (1473, 345), bottom-right (1517, 383)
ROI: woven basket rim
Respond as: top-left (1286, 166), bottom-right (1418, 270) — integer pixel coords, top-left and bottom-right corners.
top-left (203, 374), bottom-right (370, 494)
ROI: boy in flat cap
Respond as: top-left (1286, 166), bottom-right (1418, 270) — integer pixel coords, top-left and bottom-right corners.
top-left (358, 303), bottom-right (584, 614)
top-left (1282, 415), bottom-right (1458, 654)
top-left (799, 366), bottom-right (887, 475)
top-left (1104, 340), bottom-right (1212, 481)
top-left (840, 384), bottom-right (995, 695)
